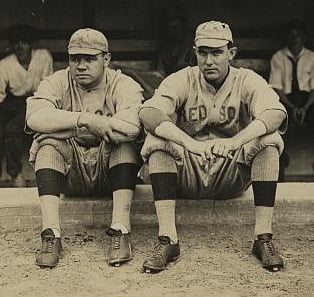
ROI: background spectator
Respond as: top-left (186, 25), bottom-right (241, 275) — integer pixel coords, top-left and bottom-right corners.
top-left (269, 20), bottom-right (314, 181)
top-left (156, 3), bottom-right (196, 77)
top-left (0, 24), bottom-right (53, 187)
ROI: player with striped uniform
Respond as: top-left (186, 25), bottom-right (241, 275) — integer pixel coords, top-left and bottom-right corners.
top-left (139, 21), bottom-right (287, 273)
top-left (26, 28), bottom-right (143, 268)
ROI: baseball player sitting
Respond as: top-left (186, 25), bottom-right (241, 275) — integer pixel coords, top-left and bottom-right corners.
top-left (139, 21), bottom-right (287, 273)
top-left (26, 28), bottom-right (144, 268)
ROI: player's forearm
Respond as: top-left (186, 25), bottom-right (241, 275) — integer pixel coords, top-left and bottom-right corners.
top-left (79, 125), bottom-right (138, 142)
top-left (109, 116), bottom-right (141, 138)
top-left (256, 109), bottom-right (287, 134)
top-left (27, 108), bottom-right (80, 133)
top-left (155, 121), bottom-right (198, 151)
top-left (231, 120), bottom-right (267, 146)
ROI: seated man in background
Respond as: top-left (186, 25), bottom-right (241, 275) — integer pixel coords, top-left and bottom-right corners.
top-left (139, 21), bottom-right (287, 273)
top-left (155, 3), bottom-right (196, 78)
top-left (269, 20), bottom-right (314, 127)
top-left (26, 28), bottom-right (144, 268)
top-left (0, 24), bottom-right (53, 187)
top-left (269, 20), bottom-right (314, 181)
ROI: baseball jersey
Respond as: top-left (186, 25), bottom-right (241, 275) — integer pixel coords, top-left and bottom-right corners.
top-left (26, 67), bottom-right (143, 131)
top-left (0, 49), bottom-right (53, 102)
top-left (142, 66), bottom-right (287, 140)
top-left (269, 47), bottom-right (314, 94)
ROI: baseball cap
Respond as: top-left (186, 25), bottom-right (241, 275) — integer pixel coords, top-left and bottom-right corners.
top-left (194, 21), bottom-right (233, 48)
top-left (68, 28), bottom-right (108, 55)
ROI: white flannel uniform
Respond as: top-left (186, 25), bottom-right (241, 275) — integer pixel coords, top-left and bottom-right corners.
top-left (141, 66), bottom-right (287, 199)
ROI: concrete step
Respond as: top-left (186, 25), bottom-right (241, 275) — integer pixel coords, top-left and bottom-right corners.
top-left (0, 183), bottom-right (314, 231)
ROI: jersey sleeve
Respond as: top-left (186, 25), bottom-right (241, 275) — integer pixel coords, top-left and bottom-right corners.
top-left (26, 72), bottom-right (65, 120)
top-left (269, 52), bottom-right (283, 90)
top-left (112, 75), bottom-right (144, 128)
top-left (243, 71), bottom-right (288, 133)
top-left (141, 68), bottom-right (189, 117)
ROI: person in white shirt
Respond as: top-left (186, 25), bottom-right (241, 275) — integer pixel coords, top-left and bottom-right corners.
top-left (269, 20), bottom-right (314, 181)
top-left (0, 24), bottom-right (53, 186)
top-left (269, 20), bottom-right (314, 127)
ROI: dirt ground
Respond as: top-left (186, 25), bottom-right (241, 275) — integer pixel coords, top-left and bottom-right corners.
top-left (0, 222), bottom-right (313, 297)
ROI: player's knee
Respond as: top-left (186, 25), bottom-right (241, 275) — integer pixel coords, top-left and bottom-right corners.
top-left (148, 150), bottom-right (177, 174)
top-left (251, 146), bottom-right (279, 181)
top-left (255, 146), bottom-right (279, 161)
top-left (109, 142), bottom-right (140, 168)
top-left (35, 145), bottom-right (67, 174)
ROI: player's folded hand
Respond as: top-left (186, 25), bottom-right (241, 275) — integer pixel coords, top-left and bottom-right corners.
top-left (186, 139), bottom-right (209, 161)
top-left (205, 138), bottom-right (241, 159)
top-left (79, 113), bottom-right (118, 143)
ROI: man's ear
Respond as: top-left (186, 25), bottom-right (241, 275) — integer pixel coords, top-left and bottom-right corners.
top-left (228, 47), bottom-right (238, 61)
top-left (104, 52), bottom-right (111, 66)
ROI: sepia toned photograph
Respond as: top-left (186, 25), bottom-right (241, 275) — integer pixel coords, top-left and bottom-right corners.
top-left (0, 0), bottom-right (313, 296)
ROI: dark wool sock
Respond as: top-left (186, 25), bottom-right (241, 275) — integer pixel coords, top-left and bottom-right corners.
top-left (36, 168), bottom-right (65, 197)
top-left (150, 172), bottom-right (177, 200)
top-left (109, 163), bottom-right (138, 191)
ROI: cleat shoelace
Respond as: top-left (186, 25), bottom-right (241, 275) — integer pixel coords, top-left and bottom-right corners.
top-left (151, 244), bottom-right (165, 260)
top-left (41, 237), bottom-right (57, 254)
top-left (112, 236), bottom-right (121, 250)
top-left (264, 240), bottom-right (277, 256)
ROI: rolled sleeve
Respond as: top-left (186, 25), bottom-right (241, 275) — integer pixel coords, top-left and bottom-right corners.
top-left (244, 70), bottom-right (288, 133)
top-left (269, 53), bottom-right (283, 91)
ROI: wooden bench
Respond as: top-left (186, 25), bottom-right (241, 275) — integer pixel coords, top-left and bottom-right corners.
top-left (0, 36), bottom-right (281, 76)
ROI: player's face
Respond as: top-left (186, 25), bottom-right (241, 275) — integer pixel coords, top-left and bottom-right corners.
top-left (69, 52), bottom-right (111, 88)
top-left (12, 40), bottom-right (32, 63)
top-left (195, 45), bottom-right (237, 87)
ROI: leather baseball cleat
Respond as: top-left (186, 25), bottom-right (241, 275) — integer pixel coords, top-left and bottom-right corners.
top-left (35, 228), bottom-right (62, 268)
top-left (252, 233), bottom-right (284, 272)
top-left (106, 228), bottom-right (133, 267)
top-left (143, 236), bottom-right (180, 273)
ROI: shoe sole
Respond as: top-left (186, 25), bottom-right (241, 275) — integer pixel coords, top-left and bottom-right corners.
top-left (108, 255), bottom-right (133, 267)
top-left (143, 255), bottom-right (180, 273)
top-left (252, 251), bottom-right (284, 272)
top-left (35, 261), bottom-right (58, 268)
top-left (35, 250), bottom-right (62, 268)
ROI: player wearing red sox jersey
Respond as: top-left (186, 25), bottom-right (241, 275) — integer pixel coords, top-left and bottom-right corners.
top-left (26, 28), bottom-right (143, 268)
top-left (139, 21), bottom-right (287, 273)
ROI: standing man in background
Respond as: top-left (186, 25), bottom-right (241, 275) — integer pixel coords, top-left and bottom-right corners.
top-left (0, 24), bottom-right (53, 187)
top-left (139, 21), bottom-right (287, 273)
top-left (26, 28), bottom-right (144, 268)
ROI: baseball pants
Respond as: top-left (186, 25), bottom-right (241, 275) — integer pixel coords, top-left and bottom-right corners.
top-left (141, 131), bottom-right (284, 199)
top-left (30, 138), bottom-right (141, 196)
